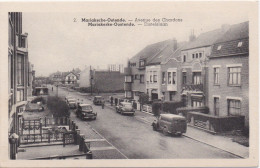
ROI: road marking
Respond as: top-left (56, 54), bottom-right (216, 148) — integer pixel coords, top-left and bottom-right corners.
top-left (90, 127), bottom-right (129, 159)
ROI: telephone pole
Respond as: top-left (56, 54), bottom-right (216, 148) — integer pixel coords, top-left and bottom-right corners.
top-left (90, 66), bottom-right (93, 96)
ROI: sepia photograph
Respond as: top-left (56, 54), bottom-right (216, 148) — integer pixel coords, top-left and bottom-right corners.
top-left (0, 1), bottom-right (258, 167)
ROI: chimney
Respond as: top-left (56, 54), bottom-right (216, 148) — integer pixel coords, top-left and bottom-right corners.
top-left (171, 38), bottom-right (178, 51)
top-left (221, 24), bottom-right (230, 32)
top-left (189, 29), bottom-right (196, 42)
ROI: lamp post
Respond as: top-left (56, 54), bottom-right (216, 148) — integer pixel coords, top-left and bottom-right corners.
top-left (56, 85), bottom-right (58, 97)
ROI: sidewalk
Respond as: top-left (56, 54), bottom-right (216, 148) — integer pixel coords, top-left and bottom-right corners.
top-left (105, 103), bottom-right (249, 158)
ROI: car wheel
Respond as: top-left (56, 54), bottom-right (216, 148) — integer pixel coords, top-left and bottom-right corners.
top-left (163, 127), bottom-right (168, 136)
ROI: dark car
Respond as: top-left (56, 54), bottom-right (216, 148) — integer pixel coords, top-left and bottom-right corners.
top-left (67, 98), bottom-right (77, 109)
top-left (93, 96), bottom-right (103, 105)
top-left (76, 104), bottom-right (97, 120)
top-left (152, 114), bottom-right (187, 136)
top-left (116, 102), bottom-right (135, 115)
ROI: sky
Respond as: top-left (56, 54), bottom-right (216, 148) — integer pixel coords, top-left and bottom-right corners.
top-left (23, 11), bottom-right (248, 76)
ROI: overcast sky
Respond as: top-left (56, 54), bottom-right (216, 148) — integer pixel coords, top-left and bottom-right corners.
top-left (23, 12), bottom-right (248, 76)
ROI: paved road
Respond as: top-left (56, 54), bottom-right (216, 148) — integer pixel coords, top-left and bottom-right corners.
top-left (49, 85), bottom-right (239, 159)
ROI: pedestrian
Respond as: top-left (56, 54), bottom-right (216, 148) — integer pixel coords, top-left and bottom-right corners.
top-left (110, 96), bottom-right (113, 106)
top-left (101, 99), bottom-right (105, 109)
top-left (52, 87), bottom-right (53, 92)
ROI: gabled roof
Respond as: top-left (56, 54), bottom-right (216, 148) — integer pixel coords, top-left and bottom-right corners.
top-left (130, 39), bottom-right (171, 64)
top-left (214, 21), bottom-right (249, 44)
top-left (182, 28), bottom-right (227, 51)
top-left (148, 41), bottom-right (187, 65)
top-left (211, 21), bottom-right (249, 58)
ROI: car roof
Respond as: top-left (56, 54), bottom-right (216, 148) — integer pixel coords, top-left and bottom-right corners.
top-left (80, 104), bottom-right (91, 106)
top-left (160, 114), bottom-right (185, 119)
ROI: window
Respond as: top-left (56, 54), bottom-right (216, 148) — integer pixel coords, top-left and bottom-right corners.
top-left (140, 60), bottom-right (145, 67)
top-left (192, 54), bottom-right (195, 59)
top-left (168, 72), bottom-right (172, 84)
top-left (214, 97), bottom-right (220, 116)
top-left (17, 54), bottom-right (24, 85)
top-left (162, 72), bottom-right (166, 84)
top-left (228, 67), bottom-right (241, 85)
top-left (182, 72), bottom-right (187, 84)
top-left (169, 91), bottom-right (175, 101)
top-left (192, 100), bottom-right (203, 107)
top-left (199, 53), bottom-right (202, 58)
top-left (134, 74), bottom-right (139, 80)
top-left (237, 41), bottom-right (243, 47)
top-left (214, 68), bottom-right (220, 84)
top-left (228, 99), bottom-right (241, 116)
top-left (193, 72), bottom-right (201, 84)
top-left (125, 75), bottom-right (132, 82)
top-left (153, 71), bottom-right (157, 83)
top-left (172, 72), bottom-right (176, 84)
top-left (196, 53), bottom-right (198, 58)
top-left (217, 45), bottom-right (222, 50)
top-left (150, 71), bottom-right (153, 82)
top-left (140, 74), bottom-right (144, 83)
top-left (183, 55), bottom-right (186, 62)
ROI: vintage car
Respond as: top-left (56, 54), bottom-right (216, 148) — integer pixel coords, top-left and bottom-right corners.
top-left (93, 96), bottom-right (103, 105)
top-left (76, 104), bottom-right (97, 120)
top-left (67, 98), bottom-right (77, 109)
top-left (65, 96), bottom-right (73, 101)
top-left (116, 102), bottom-right (135, 115)
top-left (152, 114), bottom-right (187, 136)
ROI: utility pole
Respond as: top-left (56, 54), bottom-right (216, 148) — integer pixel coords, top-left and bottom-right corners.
top-left (90, 66), bottom-right (92, 96)
top-left (56, 85), bottom-right (58, 97)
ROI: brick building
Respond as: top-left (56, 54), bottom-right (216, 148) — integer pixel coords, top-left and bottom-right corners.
top-left (180, 26), bottom-right (229, 108)
top-left (8, 12), bottom-right (31, 159)
top-left (124, 39), bottom-right (174, 101)
top-left (208, 21), bottom-right (249, 127)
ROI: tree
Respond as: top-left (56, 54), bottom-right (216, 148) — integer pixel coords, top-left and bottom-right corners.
top-left (47, 96), bottom-right (70, 117)
top-left (138, 93), bottom-right (149, 111)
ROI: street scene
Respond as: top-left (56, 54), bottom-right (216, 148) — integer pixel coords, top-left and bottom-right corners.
top-left (7, 6), bottom-right (252, 163)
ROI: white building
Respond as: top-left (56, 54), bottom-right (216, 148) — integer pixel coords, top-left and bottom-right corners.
top-left (108, 64), bottom-right (124, 73)
top-left (79, 66), bottom-right (91, 88)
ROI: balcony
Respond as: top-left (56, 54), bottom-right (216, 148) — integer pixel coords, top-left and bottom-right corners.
top-left (124, 67), bottom-right (132, 75)
top-left (124, 83), bottom-right (132, 91)
top-left (167, 84), bottom-right (177, 91)
top-left (183, 84), bottom-right (203, 92)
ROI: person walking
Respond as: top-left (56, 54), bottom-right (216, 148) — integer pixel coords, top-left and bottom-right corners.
top-left (110, 96), bottom-right (113, 106)
top-left (101, 98), bottom-right (105, 109)
top-left (52, 87), bottom-right (53, 92)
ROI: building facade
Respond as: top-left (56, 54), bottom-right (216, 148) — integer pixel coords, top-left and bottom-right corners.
top-left (108, 64), bottom-right (124, 73)
top-left (8, 12), bottom-right (31, 159)
top-left (180, 26), bottom-right (229, 108)
top-left (208, 21), bottom-right (249, 126)
top-left (64, 72), bottom-right (78, 85)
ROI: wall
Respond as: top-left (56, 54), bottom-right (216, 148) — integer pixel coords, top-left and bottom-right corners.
top-left (79, 67), bottom-right (90, 88)
top-left (208, 55), bottom-right (249, 126)
top-left (94, 71), bottom-right (124, 92)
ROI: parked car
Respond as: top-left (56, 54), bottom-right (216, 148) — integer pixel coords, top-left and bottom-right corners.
top-left (93, 96), bottom-right (103, 105)
top-left (65, 96), bottom-right (73, 101)
top-left (76, 104), bottom-right (97, 120)
top-left (67, 98), bottom-right (77, 109)
top-left (116, 102), bottom-right (135, 115)
top-left (152, 114), bottom-right (187, 136)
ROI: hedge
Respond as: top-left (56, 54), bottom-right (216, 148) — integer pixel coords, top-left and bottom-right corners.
top-left (162, 101), bottom-right (184, 114)
top-left (47, 96), bottom-right (70, 117)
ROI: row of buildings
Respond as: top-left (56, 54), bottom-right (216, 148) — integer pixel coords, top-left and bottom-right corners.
top-left (124, 21), bottom-right (249, 127)
top-left (8, 12), bottom-right (35, 159)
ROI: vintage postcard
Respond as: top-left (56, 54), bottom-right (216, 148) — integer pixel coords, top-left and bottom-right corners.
top-left (0, 1), bottom-right (258, 167)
